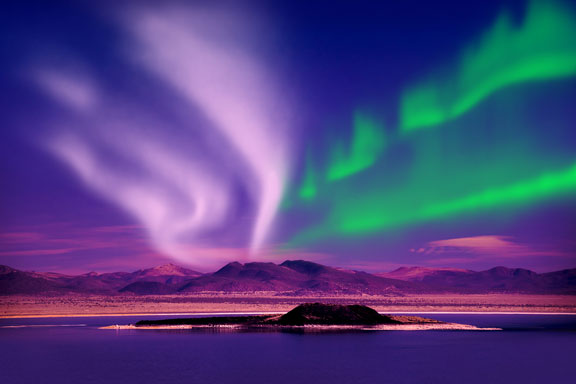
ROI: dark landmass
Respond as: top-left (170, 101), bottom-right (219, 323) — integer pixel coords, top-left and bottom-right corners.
top-left (378, 266), bottom-right (576, 294)
top-left (1, 260), bottom-right (575, 296)
top-left (133, 303), bottom-right (444, 328)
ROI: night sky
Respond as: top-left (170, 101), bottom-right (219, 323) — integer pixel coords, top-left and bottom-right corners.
top-left (1, 0), bottom-right (575, 273)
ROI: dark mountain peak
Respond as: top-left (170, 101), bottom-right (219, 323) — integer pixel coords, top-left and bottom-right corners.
top-left (137, 263), bottom-right (201, 277)
top-left (542, 268), bottom-right (576, 277)
top-left (513, 268), bottom-right (538, 277)
top-left (280, 260), bottom-right (330, 275)
top-left (214, 262), bottom-right (244, 276)
top-left (390, 266), bottom-right (472, 273)
top-left (484, 266), bottom-right (537, 277)
top-left (487, 266), bottom-right (512, 274)
top-left (0, 265), bottom-right (18, 275)
top-left (244, 262), bottom-right (278, 268)
top-left (211, 261), bottom-right (304, 283)
top-left (377, 266), bottom-right (474, 281)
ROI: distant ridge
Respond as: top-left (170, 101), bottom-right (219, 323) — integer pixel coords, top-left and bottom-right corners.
top-left (0, 261), bottom-right (574, 296)
top-left (378, 266), bottom-right (576, 294)
top-left (378, 267), bottom-right (474, 281)
top-left (133, 263), bottom-right (202, 278)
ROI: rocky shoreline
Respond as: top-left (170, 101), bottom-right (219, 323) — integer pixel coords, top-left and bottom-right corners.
top-left (101, 323), bottom-right (500, 331)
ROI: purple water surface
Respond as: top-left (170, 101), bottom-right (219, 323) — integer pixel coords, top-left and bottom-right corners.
top-left (0, 314), bottom-right (574, 384)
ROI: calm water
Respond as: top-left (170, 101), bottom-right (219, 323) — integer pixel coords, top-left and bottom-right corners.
top-left (1, 314), bottom-right (575, 384)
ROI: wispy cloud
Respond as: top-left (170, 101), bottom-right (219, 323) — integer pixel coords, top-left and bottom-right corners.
top-left (0, 224), bottom-right (149, 256)
top-left (0, 224), bottom-right (265, 271)
top-left (411, 235), bottom-right (570, 266)
top-left (0, 232), bottom-right (47, 243)
top-left (0, 248), bottom-right (83, 257)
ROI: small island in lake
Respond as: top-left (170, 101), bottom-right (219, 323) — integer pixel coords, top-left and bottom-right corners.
top-left (102, 303), bottom-right (501, 331)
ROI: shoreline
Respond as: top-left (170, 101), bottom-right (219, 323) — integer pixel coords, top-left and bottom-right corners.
top-left (99, 323), bottom-right (502, 331)
top-left (2, 311), bottom-right (576, 319)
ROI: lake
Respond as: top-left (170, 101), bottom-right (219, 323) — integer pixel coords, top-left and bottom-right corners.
top-left (1, 314), bottom-right (575, 384)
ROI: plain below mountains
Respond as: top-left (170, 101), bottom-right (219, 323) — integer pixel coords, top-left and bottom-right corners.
top-left (0, 261), bottom-right (574, 296)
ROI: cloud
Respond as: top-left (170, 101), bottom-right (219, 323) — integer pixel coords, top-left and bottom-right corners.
top-left (0, 232), bottom-right (47, 243)
top-left (0, 224), bottom-right (275, 270)
top-left (0, 248), bottom-right (83, 257)
top-left (421, 235), bottom-right (527, 255)
top-left (412, 235), bottom-right (569, 265)
top-left (0, 224), bottom-right (150, 257)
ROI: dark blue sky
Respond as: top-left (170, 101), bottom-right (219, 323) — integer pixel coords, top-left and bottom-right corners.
top-left (1, 0), bottom-right (575, 273)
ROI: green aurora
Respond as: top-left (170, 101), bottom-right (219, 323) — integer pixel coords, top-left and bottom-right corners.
top-left (286, 0), bottom-right (576, 247)
top-left (401, 0), bottom-right (576, 132)
top-left (326, 112), bottom-right (385, 181)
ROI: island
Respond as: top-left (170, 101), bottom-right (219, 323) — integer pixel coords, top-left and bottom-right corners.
top-left (101, 303), bottom-right (501, 331)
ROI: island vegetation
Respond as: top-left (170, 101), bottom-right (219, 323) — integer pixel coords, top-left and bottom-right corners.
top-left (105, 303), bottom-right (500, 331)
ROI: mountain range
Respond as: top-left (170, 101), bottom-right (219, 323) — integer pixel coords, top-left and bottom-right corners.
top-left (1, 261), bottom-right (575, 295)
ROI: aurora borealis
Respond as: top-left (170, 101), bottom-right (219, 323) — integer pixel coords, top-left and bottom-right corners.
top-left (0, 0), bottom-right (575, 273)
top-left (401, 0), bottom-right (576, 131)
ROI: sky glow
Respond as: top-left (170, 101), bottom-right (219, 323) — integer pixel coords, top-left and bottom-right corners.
top-left (1, 0), bottom-right (575, 272)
